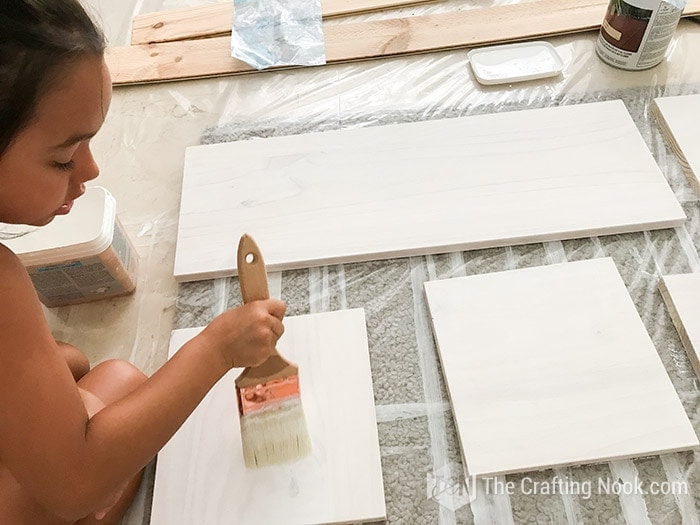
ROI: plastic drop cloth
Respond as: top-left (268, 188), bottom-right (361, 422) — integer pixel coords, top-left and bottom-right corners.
top-left (45, 1), bottom-right (700, 523)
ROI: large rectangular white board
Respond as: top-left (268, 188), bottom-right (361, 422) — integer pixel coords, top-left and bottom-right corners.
top-left (150, 308), bottom-right (386, 524)
top-left (423, 258), bottom-right (698, 478)
top-left (660, 273), bottom-right (700, 379)
top-left (175, 100), bottom-right (685, 282)
top-left (653, 94), bottom-right (700, 195)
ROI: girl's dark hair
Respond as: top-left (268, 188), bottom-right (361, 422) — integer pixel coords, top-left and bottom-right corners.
top-left (0, 1), bottom-right (106, 155)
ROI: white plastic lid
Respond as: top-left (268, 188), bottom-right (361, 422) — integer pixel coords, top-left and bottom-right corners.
top-left (6, 186), bottom-right (116, 266)
top-left (467, 41), bottom-right (564, 86)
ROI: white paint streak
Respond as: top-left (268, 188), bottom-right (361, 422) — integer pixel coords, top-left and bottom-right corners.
top-left (212, 278), bottom-right (230, 315)
top-left (337, 264), bottom-right (348, 310)
top-left (675, 226), bottom-right (700, 273)
top-left (644, 231), bottom-right (667, 275)
top-left (660, 454), bottom-right (700, 525)
top-left (591, 236), bottom-right (607, 258)
top-left (267, 271), bottom-right (282, 299)
top-left (449, 252), bottom-right (466, 278)
top-left (381, 445), bottom-right (427, 456)
top-left (470, 477), bottom-right (516, 525)
top-left (375, 402), bottom-right (450, 423)
top-left (553, 467), bottom-right (584, 525)
top-left (505, 246), bottom-right (517, 270)
top-left (308, 267), bottom-right (324, 314)
top-left (322, 266), bottom-right (330, 312)
top-left (544, 240), bottom-right (567, 265)
top-left (608, 460), bottom-right (653, 525)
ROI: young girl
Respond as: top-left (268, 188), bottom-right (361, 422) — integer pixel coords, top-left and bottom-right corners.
top-left (0, 2), bottom-right (286, 523)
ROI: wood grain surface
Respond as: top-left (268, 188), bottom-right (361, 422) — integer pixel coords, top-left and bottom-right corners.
top-left (660, 273), bottom-right (700, 379)
top-left (653, 94), bottom-right (700, 197)
top-left (151, 309), bottom-right (386, 524)
top-left (424, 258), bottom-right (699, 477)
top-left (173, 100), bottom-right (684, 282)
top-left (131, 0), bottom-right (441, 45)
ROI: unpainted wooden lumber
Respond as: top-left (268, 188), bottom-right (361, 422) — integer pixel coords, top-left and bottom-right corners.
top-left (109, 0), bottom-right (700, 85)
top-left (131, 0), bottom-right (441, 45)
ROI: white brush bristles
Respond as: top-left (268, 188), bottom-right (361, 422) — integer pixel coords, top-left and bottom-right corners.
top-left (240, 398), bottom-right (312, 468)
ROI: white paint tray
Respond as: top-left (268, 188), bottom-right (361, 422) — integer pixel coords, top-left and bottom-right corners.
top-left (467, 41), bottom-right (564, 85)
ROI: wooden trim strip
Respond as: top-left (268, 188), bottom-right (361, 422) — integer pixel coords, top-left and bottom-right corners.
top-left (110, 0), bottom-right (700, 86)
top-left (131, 0), bottom-right (440, 45)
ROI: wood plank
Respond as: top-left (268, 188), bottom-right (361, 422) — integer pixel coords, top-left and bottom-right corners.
top-left (173, 100), bottom-right (684, 282)
top-left (423, 258), bottom-right (699, 478)
top-left (151, 309), bottom-right (386, 524)
top-left (131, 0), bottom-right (440, 45)
top-left (108, 0), bottom-right (700, 85)
top-left (653, 95), bottom-right (700, 196)
top-left (659, 273), bottom-right (700, 379)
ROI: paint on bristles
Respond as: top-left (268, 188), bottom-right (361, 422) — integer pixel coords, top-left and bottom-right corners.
top-left (237, 376), bottom-right (312, 468)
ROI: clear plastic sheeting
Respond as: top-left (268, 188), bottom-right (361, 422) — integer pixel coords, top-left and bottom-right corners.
top-left (230, 0), bottom-right (326, 69)
top-left (50, 1), bottom-right (700, 523)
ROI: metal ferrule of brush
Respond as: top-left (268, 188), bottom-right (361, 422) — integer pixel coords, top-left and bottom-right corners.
top-left (236, 375), bottom-right (302, 416)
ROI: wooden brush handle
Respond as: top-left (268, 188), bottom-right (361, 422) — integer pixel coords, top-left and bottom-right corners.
top-left (235, 234), bottom-right (297, 388)
top-left (237, 234), bottom-right (270, 302)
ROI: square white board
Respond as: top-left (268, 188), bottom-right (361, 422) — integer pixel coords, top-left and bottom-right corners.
top-left (660, 273), bottom-right (700, 379)
top-left (174, 100), bottom-right (684, 282)
top-left (151, 308), bottom-right (386, 524)
top-left (424, 258), bottom-right (698, 478)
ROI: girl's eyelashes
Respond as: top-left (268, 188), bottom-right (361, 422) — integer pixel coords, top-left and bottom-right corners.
top-left (52, 160), bottom-right (75, 171)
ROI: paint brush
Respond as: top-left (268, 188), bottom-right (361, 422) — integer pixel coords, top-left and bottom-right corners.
top-left (235, 233), bottom-right (312, 468)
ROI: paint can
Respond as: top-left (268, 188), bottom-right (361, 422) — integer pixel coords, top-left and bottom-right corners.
top-left (5, 186), bottom-right (138, 307)
top-left (595, 0), bottom-right (687, 70)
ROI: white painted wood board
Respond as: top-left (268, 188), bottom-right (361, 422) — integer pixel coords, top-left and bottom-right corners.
top-left (653, 94), bottom-right (700, 196)
top-left (150, 308), bottom-right (386, 525)
top-left (660, 273), bottom-right (700, 379)
top-left (423, 257), bottom-right (698, 478)
top-left (174, 100), bottom-right (685, 282)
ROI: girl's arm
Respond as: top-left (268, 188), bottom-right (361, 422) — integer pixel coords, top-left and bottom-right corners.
top-left (0, 244), bottom-right (284, 520)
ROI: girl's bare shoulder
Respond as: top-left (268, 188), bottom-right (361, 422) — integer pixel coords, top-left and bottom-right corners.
top-left (0, 243), bottom-right (32, 290)
top-left (0, 242), bottom-right (46, 329)
top-left (0, 242), bottom-right (24, 266)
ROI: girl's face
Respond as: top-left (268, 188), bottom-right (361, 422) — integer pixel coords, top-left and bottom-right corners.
top-left (0, 56), bottom-right (112, 226)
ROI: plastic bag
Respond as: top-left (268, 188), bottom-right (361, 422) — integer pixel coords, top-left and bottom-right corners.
top-left (230, 0), bottom-right (326, 70)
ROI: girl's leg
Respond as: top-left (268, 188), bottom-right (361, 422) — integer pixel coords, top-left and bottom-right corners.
top-left (56, 341), bottom-right (90, 381)
top-left (0, 359), bottom-right (148, 525)
top-left (75, 360), bottom-right (148, 525)
top-left (74, 474), bottom-right (143, 525)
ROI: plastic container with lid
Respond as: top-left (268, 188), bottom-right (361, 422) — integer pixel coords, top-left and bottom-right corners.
top-left (5, 186), bottom-right (138, 307)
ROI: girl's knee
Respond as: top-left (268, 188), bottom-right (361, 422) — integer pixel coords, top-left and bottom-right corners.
top-left (95, 360), bottom-right (147, 389)
top-left (78, 360), bottom-right (147, 406)
top-left (57, 341), bottom-right (90, 381)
